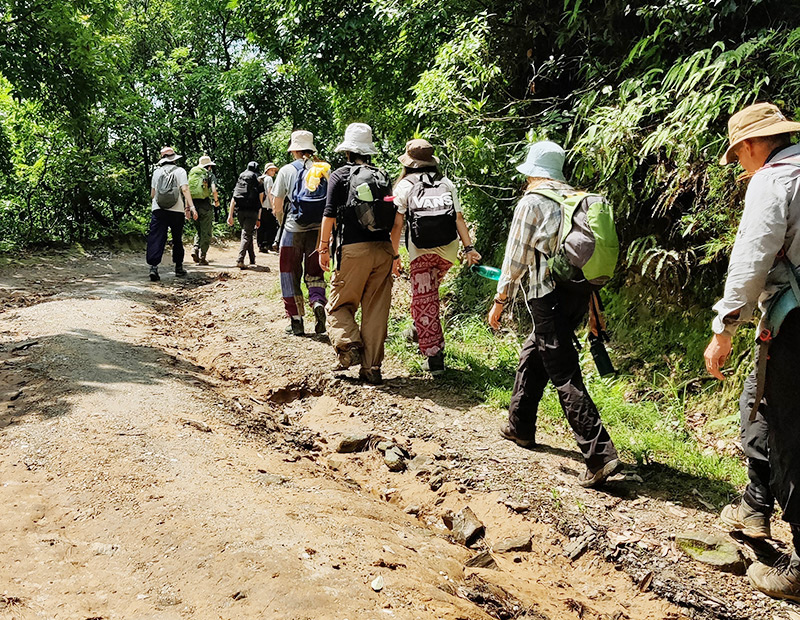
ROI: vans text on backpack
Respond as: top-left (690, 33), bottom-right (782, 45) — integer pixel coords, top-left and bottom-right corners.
top-left (406, 172), bottom-right (458, 249)
top-left (529, 189), bottom-right (619, 289)
top-left (155, 164), bottom-right (181, 209)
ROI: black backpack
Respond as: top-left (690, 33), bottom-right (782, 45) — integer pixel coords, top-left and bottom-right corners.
top-left (233, 170), bottom-right (260, 211)
top-left (406, 172), bottom-right (458, 249)
top-left (345, 164), bottom-right (395, 232)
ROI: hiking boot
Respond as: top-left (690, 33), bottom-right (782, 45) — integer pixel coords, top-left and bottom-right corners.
top-left (198, 257), bottom-right (209, 266)
top-left (499, 423), bottom-right (537, 448)
top-left (149, 266), bottom-right (160, 282)
top-left (175, 263), bottom-right (187, 277)
top-left (423, 351), bottom-right (445, 376)
top-left (359, 367), bottom-right (383, 385)
top-left (236, 261), bottom-right (246, 270)
top-left (720, 499), bottom-right (772, 539)
top-left (313, 302), bottom-right (327, 335)
top-left (333, 347), bottom-right (362, 371)
top-left (403, 323), bottom-right (419, 343)
top-left (748, 553), bottom-right (800, 602)
top-left (286, 317), bottom-right (304, 336)
top-left (191, 248), bottom-right (200, 263)
top-left (578, 458), bottom-right (622, 488)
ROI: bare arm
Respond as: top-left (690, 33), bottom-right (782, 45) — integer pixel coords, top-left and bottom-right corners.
top-left (181, 185), bottom-right (197, 220)
top-left (318, 216), bottom-right (336, 272)
top-left (272, 195), bottom-right (284, 222)
top-left (455, 212), bottom-right (481, 265)
top-left (227, 198), bottom-right (236, 226)
top-left (390, 212), bottom-right (405, 276)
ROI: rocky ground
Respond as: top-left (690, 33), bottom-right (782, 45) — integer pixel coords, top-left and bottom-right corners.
top-left (0, 243), bottom-right (797, 620)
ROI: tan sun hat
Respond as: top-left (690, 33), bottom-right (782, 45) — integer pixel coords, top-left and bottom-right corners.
top-left (158, 146), bottom-right (182, 165)
top-left (264, 162), bottom-right (278, 172)
top-left (198, 154), bottom-right (216, 168)
top-left (287, 130), bottom-right (317, 153)
top-left (721, 102), bottom-right (800, 165)
top-left (398, 138), bottom-right (439, 168)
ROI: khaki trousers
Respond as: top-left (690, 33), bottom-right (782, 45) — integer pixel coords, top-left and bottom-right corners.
top-left (327, 242), bottom-right (394, 369)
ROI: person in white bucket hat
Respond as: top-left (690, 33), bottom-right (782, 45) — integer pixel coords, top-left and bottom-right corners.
top-left (318, 123), bottom-right (398, 385)
top-left (703, 102), bottom-right (800, 602)
top-left (271, 130), bottom-right (329, 336)
top-left (489, 139), bottom-right (621, 489)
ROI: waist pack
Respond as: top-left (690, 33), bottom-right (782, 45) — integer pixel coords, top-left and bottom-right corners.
top-left (233, 170), bottom-right (260, 211)
top-left (530, 189), bottom-right (619, 289)
top-left (406, 173), bottom-right (457, 249)
top-left (154, 164), bottom-right (181, 209)
top-left (188, 165), bottom-right (211, 200)
top-left (291, 159), bottom-right (329, 226)
top-left (346, 164), bottom-right (395, 232)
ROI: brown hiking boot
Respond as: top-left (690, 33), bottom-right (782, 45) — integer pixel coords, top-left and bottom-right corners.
top-left (720, 500), bottom-right (771, 539)
top-left (499, 424), bottom-right (536, 448)
top-left (748, 554), bottom-right (800, 602)
top-left (359, 367), bottom-right (383, 385)
top-left (332, 347), bottom-right (362, 371)
top-left (578, 458), bottom-right (622, 488)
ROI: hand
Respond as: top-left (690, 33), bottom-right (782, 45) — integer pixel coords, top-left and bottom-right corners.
top-left (255, 220), bottom-right (261, 229)
top-left (227, 215), bottom-right (234, 226)
top-left (392, 257), bottom-right (402, 277)
top-left (488, 301), bottom-right (503, 330)
top-left (704, 333), bottom-right (732, 381)
top-left (191, 207), bottom-right (198, 221)
top-left (465, 249), bottom-right (481, 266)
top-left (319, 251), bottom-right (330, 272)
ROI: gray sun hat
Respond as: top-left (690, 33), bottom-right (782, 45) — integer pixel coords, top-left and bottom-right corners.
top-left (334, 123), bottom-right (379, 155)
top-left (516, 140), bottom-right (566, 181)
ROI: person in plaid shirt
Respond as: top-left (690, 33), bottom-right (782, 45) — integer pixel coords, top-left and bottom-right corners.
top-left (488, 140), bottom-right (620, 488)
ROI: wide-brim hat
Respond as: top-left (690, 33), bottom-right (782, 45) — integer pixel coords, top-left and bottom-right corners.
top-left (516, 140), bottom-right (565, 181)
top-left (158, 146), bottom-right (182, 165)
top-left (334, 123), bottom-right (379, 155)
top-left (264, 162), bottom-right (278, 172)
top-left (198, 155), bottom-right (216, 167)
top-left (720, 102), bottom-right (800, 165)
top-left (398, 138), bottom-right (439, 168)
top-left (288, 130), bottom-right (317, 153)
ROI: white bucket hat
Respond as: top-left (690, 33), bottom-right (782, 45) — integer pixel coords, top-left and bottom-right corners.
top-left (287, 130), bottom-right (317, 153)
top-left (198, 154), bottom-right (216, 167)
top-left (516, 140), bottom-right (566, 181)
top-left (334, 123), bottom-right (379, 155)
top-left (158, 146), bottom-right (182, 165)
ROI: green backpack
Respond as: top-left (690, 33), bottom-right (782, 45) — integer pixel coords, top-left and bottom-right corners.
top-left (188, 165), bottom-right (210, 200)
top-left (530, 189), bottom-right (619, 289)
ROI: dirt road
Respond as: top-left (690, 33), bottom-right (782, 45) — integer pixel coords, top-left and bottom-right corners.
top-left (0, 245), bottom-right (790, 619)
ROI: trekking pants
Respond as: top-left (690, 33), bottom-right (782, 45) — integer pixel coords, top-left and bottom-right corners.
top-left (146, 209), bottom-right (185, 267)
top-left (192, 199), bottom-right (214, 258)
top-left (763, 310), bottom-right (800, 535)
top-left (258, 209), bottom-right (279, 251)
top-left (327, 242), bottom-right (394, 369)
top-left (236, 210), bottom-right (258, 264)
top-left (739, 356), bottom-right (773, 515)
top-left (410, 254), bottom-right (453, 357)
top-left (279, 229), bottom-right (326, 318)
top-left (507, 287), bottom-right (618, 472)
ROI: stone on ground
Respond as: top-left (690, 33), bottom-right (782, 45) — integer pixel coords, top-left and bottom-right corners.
top-left (335, 433), bottom-right (370, 453)
top-left (450, 506), bottom-right (485, 547)
top-left (675, 532), bottom-right (746, 574)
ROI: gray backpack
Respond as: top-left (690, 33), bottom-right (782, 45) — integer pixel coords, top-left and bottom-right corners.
top-left (155, 164), bottom-right (181, 209)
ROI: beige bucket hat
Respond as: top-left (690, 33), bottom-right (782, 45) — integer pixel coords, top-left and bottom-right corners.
top-left (198, 154), bottom-right (216, 167)
top-left (334, 123), bottom-right (379, 155)
top-left (158, 146), bottom-right (182, 165)
top-left (398, 138), bottom-right (439, 168)
top-left (288, 130), bottom-right (317, 153)
top-left (721, 102), bottom-right (800, 165)
top-left (264, 162), bottom-right (278, 172)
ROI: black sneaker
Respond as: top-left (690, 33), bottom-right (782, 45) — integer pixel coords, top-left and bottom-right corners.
top-left (286, 317), bottom-right (304, 336)
top-left (175, 263), bottom-right (187, 277)
top-left (149, 266), bottom-right (160, 282)
top-left (198, 257), bottom-right (209, 266)
top-left (359, 367), bottom-right (383, 385)
top-left (314, 303), bottom-right (327, 335)
top-left (423, 351), bottom-right (445, 375)
top-left (191, 249), bottom-right (200, 263)
top-left (403, 323), bottom-right (419, 343)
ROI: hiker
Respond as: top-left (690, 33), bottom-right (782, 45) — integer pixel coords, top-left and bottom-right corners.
top-left (704, 102), bottom-right (800, 601)
top-left (147, 146), bottom-right (197, 282)
top-left (488, 140), bottom-right (621, 488)
top-left (319, 123), bottom-right (399, 385)
top-left (272, 130), bottom-right (329, 336)
top-left (392, 139), bottom-right (481, 375)
top-left (227, 161), bottom-right (263, 269)
top-left (189, 155), bottom-right (219, 265)
top-left (258, 162), bottom-right (280, 253)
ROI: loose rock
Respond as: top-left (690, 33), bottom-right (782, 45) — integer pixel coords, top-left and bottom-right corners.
top-left (404, 505), bottom-right (421, 516)
top-left (564, 533), bottom-right (595, 561)
top-left (384, 447), bottom-right (406, 472)
top-left (336, 433), bottom-right (370, 453)
top-left (465, 550), bottom-right (498, 569)
top-left (429, 475), bottom-right (444, 491)
top-left (371, 575), bottom-right (384, 592)
top-left (450, 506), bottom-right (485, 547)
top-left (675, 532), bottom-right (746, 574)
top-left (492, 533), bottom-right (533, 554)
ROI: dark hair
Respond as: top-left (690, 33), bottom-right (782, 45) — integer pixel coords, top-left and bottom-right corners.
top-left (345, 151), bottom-right (371, 164)
top-left (750, 133), bottom-right (793, 150)
top-left (394, 164), bottom-right (440, 188)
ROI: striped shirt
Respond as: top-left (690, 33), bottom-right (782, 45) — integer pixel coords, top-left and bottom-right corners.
top-left (497, 180), bottom-right (573, 300)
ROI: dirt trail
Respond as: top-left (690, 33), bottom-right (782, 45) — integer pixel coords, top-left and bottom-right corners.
top-left (0, 245), bottom-right (789, 620)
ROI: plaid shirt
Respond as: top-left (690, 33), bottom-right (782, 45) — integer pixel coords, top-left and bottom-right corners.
top-left (497, 180), bottom-right (573, 300)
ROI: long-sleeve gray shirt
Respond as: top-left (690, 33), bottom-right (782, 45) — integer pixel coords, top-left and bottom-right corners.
top-left (712, 144), bottom-right (800, 335)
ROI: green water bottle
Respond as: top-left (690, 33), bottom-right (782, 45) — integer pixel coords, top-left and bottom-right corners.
top-left (471, 265), bottom-right (501, 281)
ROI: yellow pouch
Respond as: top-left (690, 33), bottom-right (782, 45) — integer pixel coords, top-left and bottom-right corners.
top-left (306, 161), bottom-right (330, 191)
